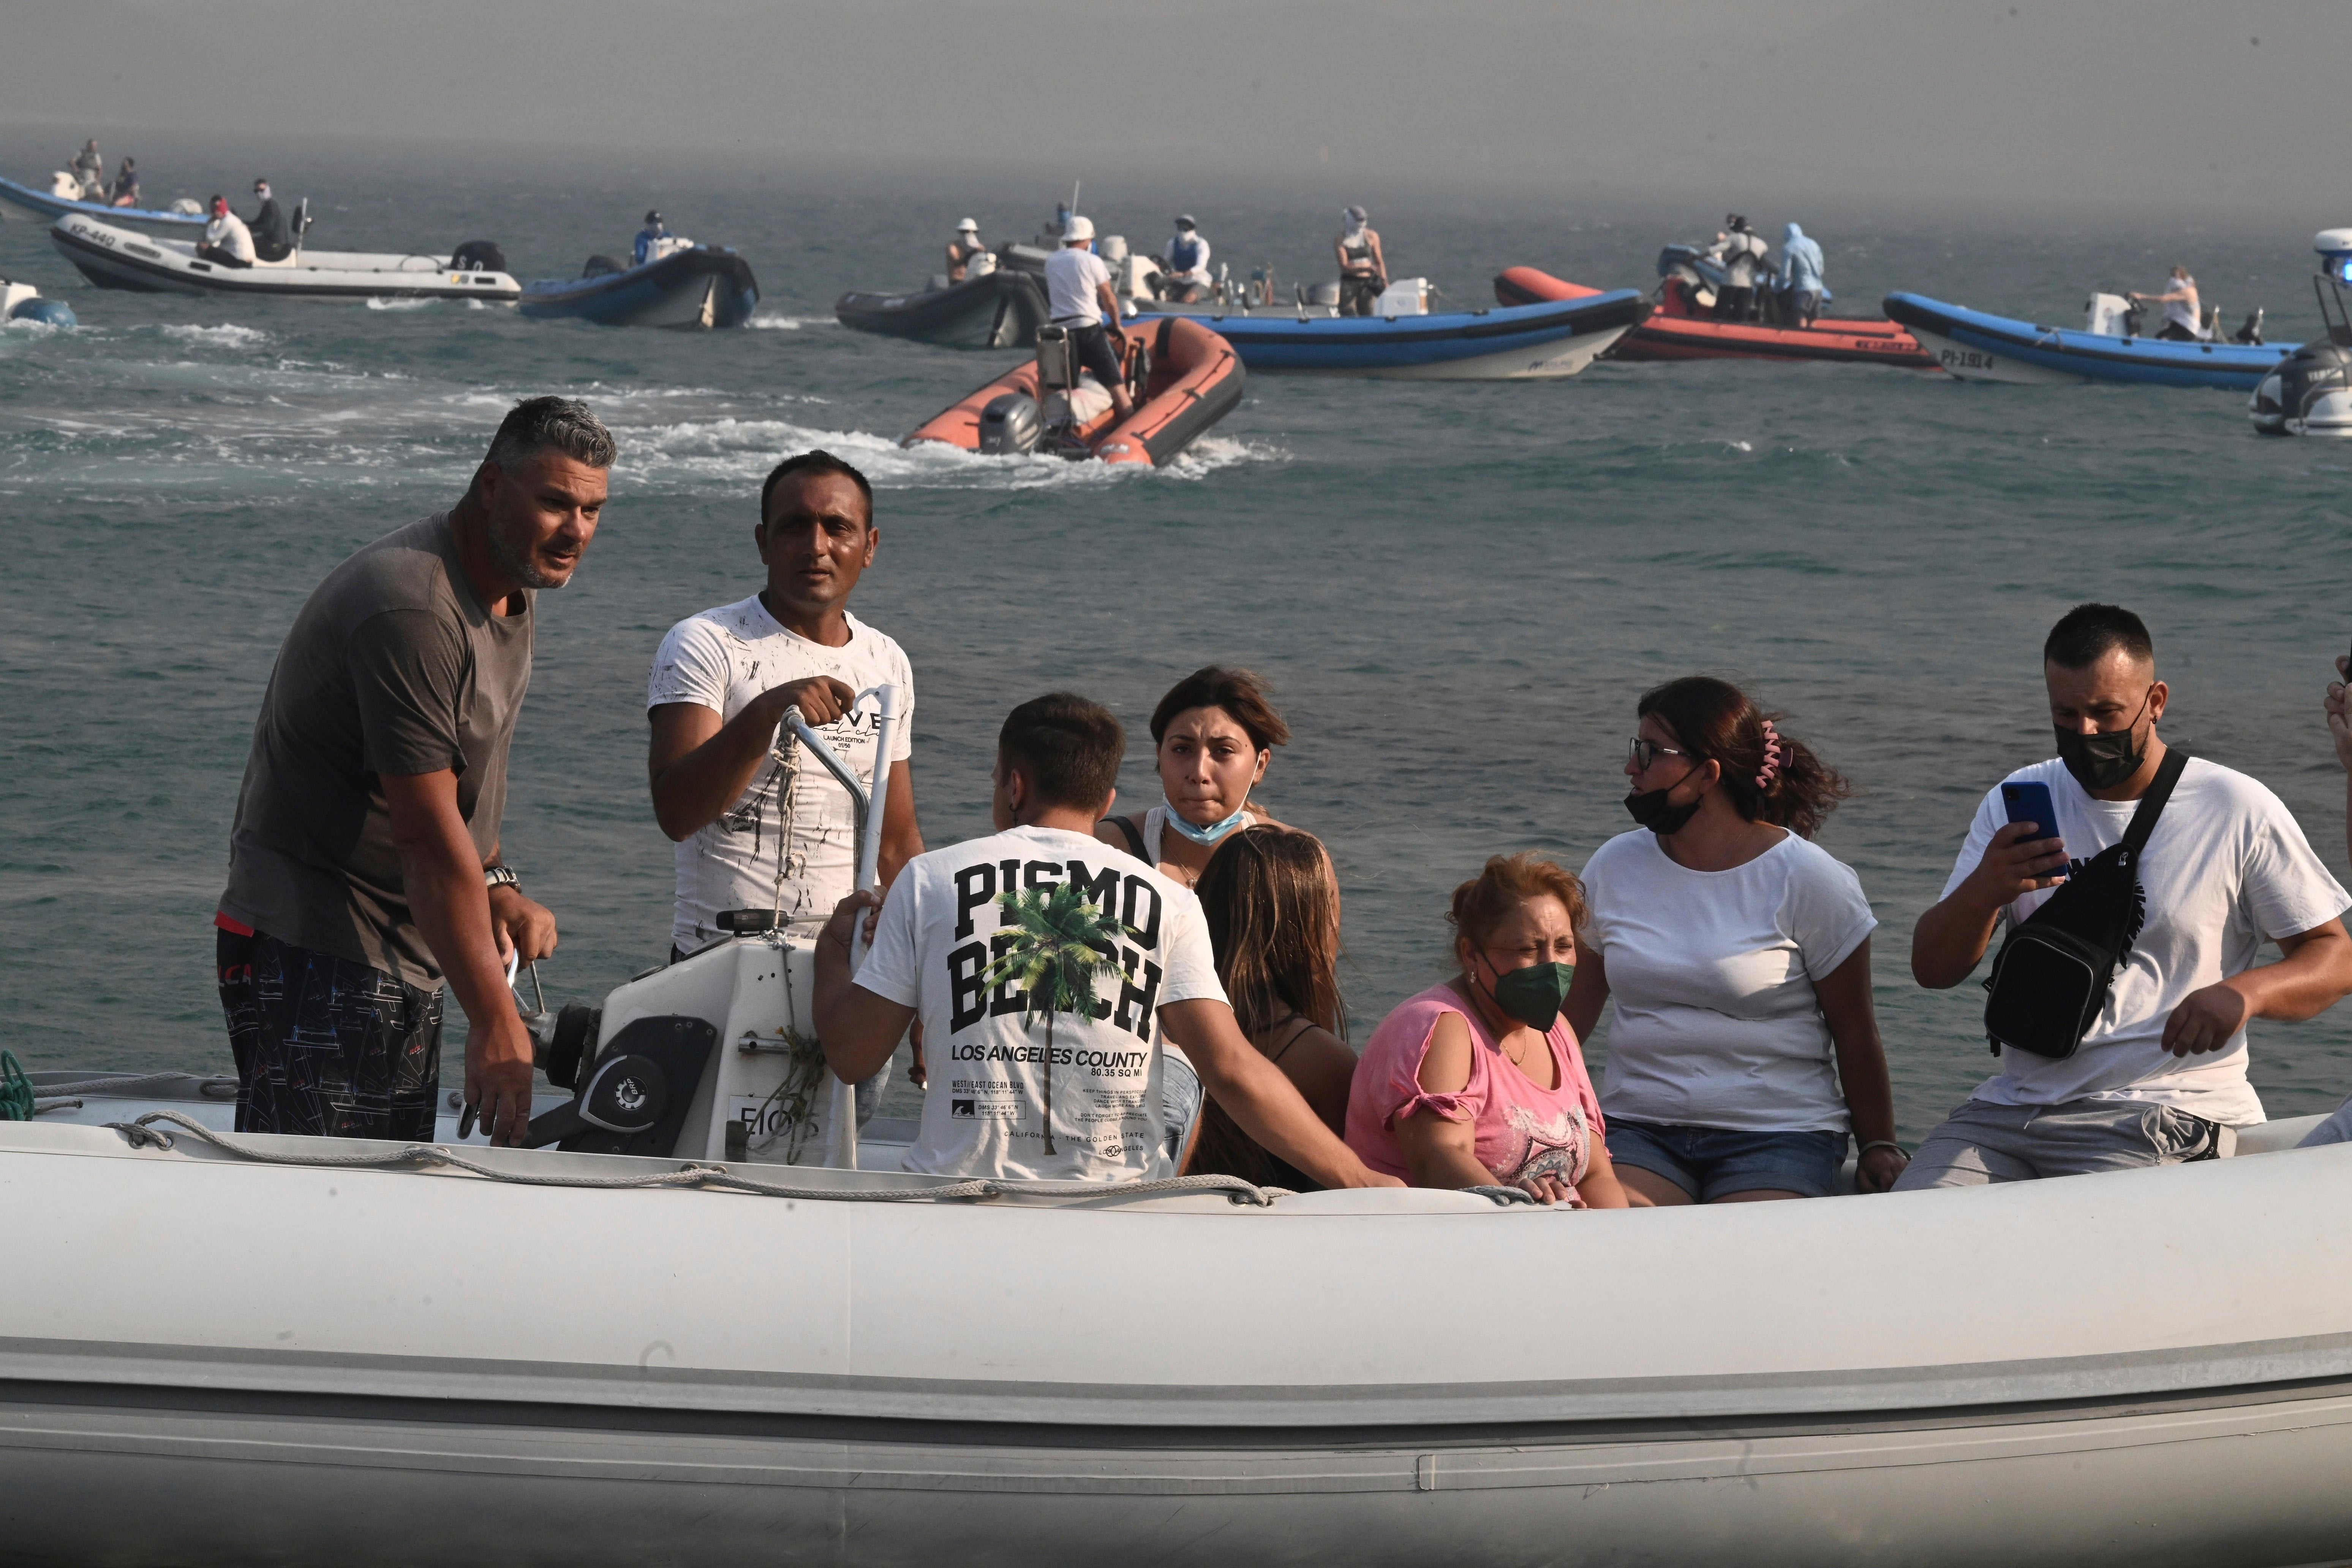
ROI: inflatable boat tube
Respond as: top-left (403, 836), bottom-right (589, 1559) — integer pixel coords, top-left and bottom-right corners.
top-left (0, 173), bottom-right (207, 232)
top-left (836, 266), bottom-right (1051, 350)
top-left (904, 315), bottom-right (1244, 465)
top-left (1129, 289), bottom-right (1648, 379)
top-left (2, 277), bottom-right (76, 327)
top-left (519, 246), bottom-right (759, 328)
top-left (48, 215), bottom-right (522, 302)
top-left (1883, 292), bottom-right (2296, 388)
top-left (1497, 267), bottom-right (1935, 369)
top-left (5, 1008), bottom-right (2351, 1568)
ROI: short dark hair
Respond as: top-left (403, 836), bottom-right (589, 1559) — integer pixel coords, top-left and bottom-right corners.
top-left (1149, 666), bottom-right (1292, 752)
top-left (760, 450), bottom-right (873, 526)
top-left (998, 694), bottom-right (1125, 812)
top-left (2044, 603), bottom-right (2154, 670)
top-left (482, 395), bottom-right (615, 474)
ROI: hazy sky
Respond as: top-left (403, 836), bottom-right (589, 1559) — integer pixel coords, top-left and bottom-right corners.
top-left (6, 1), bottom-right (2340, 215)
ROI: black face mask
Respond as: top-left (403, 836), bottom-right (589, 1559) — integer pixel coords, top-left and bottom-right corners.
top-left (2055, 691), bottom-right (2151, 793)
top-left (1624, 763), bottom-right (1704, 835)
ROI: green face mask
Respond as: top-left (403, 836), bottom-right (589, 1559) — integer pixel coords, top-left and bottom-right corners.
top-left (1480, 953), bottom-right (1576, 1029)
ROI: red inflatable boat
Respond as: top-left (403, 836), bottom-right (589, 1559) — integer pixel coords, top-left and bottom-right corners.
top-left (1495, 266), bottom-right (1936, 370)
top-left (904, 315), bottom-right (1244, 466)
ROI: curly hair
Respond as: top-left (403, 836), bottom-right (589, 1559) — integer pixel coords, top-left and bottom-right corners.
top-left (1636, 676), bottom-right (1850, 841)
top-left (1446, 853), bottom-right (1588, 958)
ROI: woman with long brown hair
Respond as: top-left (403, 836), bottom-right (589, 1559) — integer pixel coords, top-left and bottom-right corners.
top-left (1566, 675), bottom-right (1903, 1204)
top-left (1184, 825), bottom-right (1358, 1188)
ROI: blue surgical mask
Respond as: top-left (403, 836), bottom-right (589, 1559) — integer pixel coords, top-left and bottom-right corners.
top-left (1162, 797), bottom-right (1249, 846)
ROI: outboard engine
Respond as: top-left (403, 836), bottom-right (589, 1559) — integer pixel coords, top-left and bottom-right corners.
top-left (978, 392), bottom-right (1044, 454)
top-left (2084, 292), bottom-right (2139, 338)
top-left (450, 239), bottom-right (507, 274)
top-left (2249, 231), bottom-right (2352, 437)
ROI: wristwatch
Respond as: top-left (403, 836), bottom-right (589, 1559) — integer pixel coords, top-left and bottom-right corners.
top-left (484, 865), bottom-right (520, 892)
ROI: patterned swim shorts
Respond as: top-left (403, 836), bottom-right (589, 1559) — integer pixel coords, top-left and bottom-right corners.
top-left (217, 921), bottom-right (443, 1140)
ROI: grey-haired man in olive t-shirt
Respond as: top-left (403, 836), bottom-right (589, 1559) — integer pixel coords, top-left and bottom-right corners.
top-left (215, 397), bottom-right (613, 1146)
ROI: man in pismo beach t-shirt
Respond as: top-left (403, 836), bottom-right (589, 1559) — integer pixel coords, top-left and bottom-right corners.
top-left (813, 692), bottom-right (1396, 1188)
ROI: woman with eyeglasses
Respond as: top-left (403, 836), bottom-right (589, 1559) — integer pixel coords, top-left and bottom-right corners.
top-left (1096, 666), bottom-right (1292, 890)
top-left (1565, 676), bottom-right (1904, 1204)
top-left (1344, 853), bottom-right (1628, 1208)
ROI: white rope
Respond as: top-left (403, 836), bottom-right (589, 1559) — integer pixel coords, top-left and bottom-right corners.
top-left (109, 1111), bottom-right (1292, 1206)
top-left (32, 1071), bottom-right (237, 1098)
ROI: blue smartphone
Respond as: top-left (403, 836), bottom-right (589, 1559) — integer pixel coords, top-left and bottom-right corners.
top-left (2000, 781), bottom-right (2058, 838)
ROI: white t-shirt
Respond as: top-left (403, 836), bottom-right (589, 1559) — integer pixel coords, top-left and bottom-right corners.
top-left (1580, 828), bottom-right (1878, 1133)
top-left (2162, 277), bottom-right (2200, 336)
top-left (1943, 756), bottom-right (2348, 1125)
top-left (856, 825), bottom-right (1226, 1182)
top-left (646, 598), bottom-right (914, 951)
top-left (1044, 245), bottom-right (1112, 325)
top-left (203, 211), bottom-right (255, 263)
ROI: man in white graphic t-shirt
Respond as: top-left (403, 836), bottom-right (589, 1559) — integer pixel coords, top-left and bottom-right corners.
top-left (646, 451), bottom-right (925, 961)
top-left (1900, 602), bottom-right (2352, 1187)
top-left (814, 692), bottom-right (1397, 1187)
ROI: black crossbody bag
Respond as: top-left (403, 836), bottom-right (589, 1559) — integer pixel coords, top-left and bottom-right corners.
top-left (1982, 750), bottom-right (2188, 1060)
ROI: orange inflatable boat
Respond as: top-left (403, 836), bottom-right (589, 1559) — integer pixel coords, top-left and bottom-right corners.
top-left (904, 315), bottom-right (1245, 466)
top-left (1495, 266), bottom-right (1936, 370)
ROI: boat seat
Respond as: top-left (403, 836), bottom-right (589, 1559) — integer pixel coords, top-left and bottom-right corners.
top-left (1041, 377), bottom-right (1114, 427)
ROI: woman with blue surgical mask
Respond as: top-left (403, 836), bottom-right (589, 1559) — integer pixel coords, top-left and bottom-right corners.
top-left (1096, 666), bottom-right (1292, 889)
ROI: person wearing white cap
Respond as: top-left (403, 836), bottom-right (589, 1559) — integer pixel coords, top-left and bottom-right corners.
top-left (1335, 204), bottom-right (1387, 317)
top-left (945, 218), bottom-right (986, 285)
top-left (1160, 214), bottom-right (1213, 303)
top-left (1043, 215), bottom-right (1133, 422)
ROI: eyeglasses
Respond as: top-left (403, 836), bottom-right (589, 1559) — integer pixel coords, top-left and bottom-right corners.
top-left (1627, 737), bottom-right (1694, 771)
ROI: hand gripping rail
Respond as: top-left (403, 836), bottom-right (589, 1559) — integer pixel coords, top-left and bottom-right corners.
top-left (779, 684), bottom-right (904, 1171)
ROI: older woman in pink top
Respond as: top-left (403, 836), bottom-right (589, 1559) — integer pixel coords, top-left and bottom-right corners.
top-left (1346, 854), bottom-right (1628, 1208)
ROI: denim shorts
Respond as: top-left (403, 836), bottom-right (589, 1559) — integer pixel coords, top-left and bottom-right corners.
top-left (1606, 1118), bottom-right (1849, 1201)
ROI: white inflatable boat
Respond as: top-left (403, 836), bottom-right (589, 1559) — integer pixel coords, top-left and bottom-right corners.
top-left (48, 213), bottom-right (521, 303)
top-left (6, 709), bottom-right (2352, 1565)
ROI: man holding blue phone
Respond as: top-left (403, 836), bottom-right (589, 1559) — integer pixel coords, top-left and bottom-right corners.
top-left (1900, 604), bottom-right (2352, 1187)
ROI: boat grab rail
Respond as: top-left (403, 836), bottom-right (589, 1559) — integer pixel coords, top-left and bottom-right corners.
top-left (108, 1108), bottom-right (1532, 1209)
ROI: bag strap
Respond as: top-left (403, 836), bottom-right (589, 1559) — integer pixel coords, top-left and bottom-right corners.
top-left (1100, 814), bottom-right (1148, 861)
top-left (2120, 748), bottom-right (2190, 855)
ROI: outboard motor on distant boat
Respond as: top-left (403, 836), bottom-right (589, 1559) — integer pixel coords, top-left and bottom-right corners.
top-left (450, 239), bottom-right (507, 274)
top-left (978, 390), bottom-right (1044, 455)
top-left (2250, 229), bottom-right (2352, 438)
top-left (2084, 292), bottom-right (2144, 338)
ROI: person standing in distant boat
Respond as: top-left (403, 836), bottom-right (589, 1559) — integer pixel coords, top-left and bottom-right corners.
top-left (1779, 222), bottom-right (1826, 328)
top-left (1336, 205), bottom-right (1386, 316)
top-left (1095, 665), bottom-right (1292, 890)
top-left (2133, 267), bottom-right (2202, 341)
top-left (634, 210), bottom-right (668, 267)
top-left (107, 158), bottom-right (140, 208)
top-left (248, 179), bottom-right (291, 263)
top-left (196, 195), bottom-right (256, 268)
top-left (71, 140), bottom-right (105, 202)
top-left (1160, 215), bottom-right (1213, 304)
top-left (1707, 214), bottom-right (1770, 321)
top-left (945, 218), bottom-right (986, 284)
top-left (1043, 215), bottom-right (1133, 422)
top-left (215, 397), bottom-right (612, 1149)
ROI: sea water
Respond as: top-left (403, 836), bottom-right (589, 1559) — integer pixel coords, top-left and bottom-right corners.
top-left (6, 142), bottom-right (2352, 1138)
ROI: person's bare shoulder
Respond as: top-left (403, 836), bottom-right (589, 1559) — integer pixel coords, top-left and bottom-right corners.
top-left (1092, 814), bottom-right (1143, 850)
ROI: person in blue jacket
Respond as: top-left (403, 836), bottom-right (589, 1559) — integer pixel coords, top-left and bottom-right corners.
top-left (634, 210), bottom-right (669, 267)
top-left (1779, 223), bottom-right (1826, 327)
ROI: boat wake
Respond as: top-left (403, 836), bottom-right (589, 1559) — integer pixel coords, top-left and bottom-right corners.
top-left (631, 416), bottom-right (1283, 490)
top-left (746, 314), bottom-right (811, 330)
top-left (156, 323), bottom-right (272, 348)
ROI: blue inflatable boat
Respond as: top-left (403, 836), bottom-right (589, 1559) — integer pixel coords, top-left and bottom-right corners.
top-left (1127, 289), bottom-right (1649, 379)
top-left (519, 245), bottom-right (759, 329)
top-left (0, 174), bottom-right (206, 232)
top-left (1883, 292), bottom-right (2294, 390)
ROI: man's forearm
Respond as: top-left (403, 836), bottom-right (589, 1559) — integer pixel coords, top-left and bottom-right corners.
top-left (1911, 896), bottom-right (1999, 989)
top-left (651, 700), bottom-right (776, 840)
top-left (398, 832), bottom-right (518, 1041)
top-left (2230, 929), bottom-right (2352, 1023)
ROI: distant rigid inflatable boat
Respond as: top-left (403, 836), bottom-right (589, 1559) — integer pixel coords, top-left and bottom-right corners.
top-left (520, 243), bottom-right (759, 329)
top-left (1130, 288), bottom-right (1649, 379)
top-left (1495, 266), bottom-right (1936, 369)
top-left (0, 173), bottom-right (207, 232)
top-left (835, 247), bottom-right (1053, 349)
top-left (49, 214), bottom-right (522, 302)
top-left (1883, 292), bottom-right (2293, 389)
top-left (2250, 230), bottom-right (2352, 437)
top-left (904, 314), bottom-right (1244, 465)
top-left (5, 918), bottom-right (2352, 1568)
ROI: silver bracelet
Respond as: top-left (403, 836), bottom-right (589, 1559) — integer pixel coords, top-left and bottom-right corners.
top-left (1859, 1140), bottom-right (1909, 1160)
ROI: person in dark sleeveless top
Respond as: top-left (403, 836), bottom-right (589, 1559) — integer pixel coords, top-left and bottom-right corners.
top-left (1094, 666), bottom-right (1292, 888)
top-left (1335, 205), bottom-right (1386, 317)
top-left (1185, 826), bottom-right (1358, 1188)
